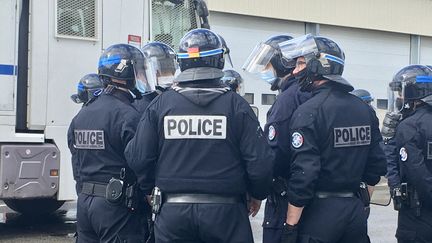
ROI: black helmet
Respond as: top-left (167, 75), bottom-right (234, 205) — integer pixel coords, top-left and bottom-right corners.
top-left (279, 34), bottom-right (350, 92)
top-left (98, 44), bottom-right (155, 95)
top-left (351, 89), bottom-right (373, 105)
top-left (71, 73), bottom-right (104, 104)
top-left (264, 35), bottom-right (294, 77)
top-left (175, 29), bottom-right (227, 82)
top-left (177, 29), bottom-right (225, 77)
top-left (142, 42), bottom-right (178, 89)
top-left (222, 69), bottom-right (244, 95)
top-left (389, 65), bottom-right (432, 111)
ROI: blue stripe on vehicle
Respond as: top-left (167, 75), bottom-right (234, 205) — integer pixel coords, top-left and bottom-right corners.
top-left (0, 64), bottom-right (17, 76)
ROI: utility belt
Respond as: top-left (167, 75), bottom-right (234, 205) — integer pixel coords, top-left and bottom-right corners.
top-left (314, 182), bottom-right (370, 208)
top-left (81, 168), bottom-right (141, 211)
top-left (150, 187), bottom-right (244, 214)
top-left (393, 183), bottom-right (421, 216)
top-left (314, 191), bottom-right (356, 199)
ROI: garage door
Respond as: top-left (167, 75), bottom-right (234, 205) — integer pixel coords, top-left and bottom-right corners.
top-left (320, 25), bottom-right (410, 103)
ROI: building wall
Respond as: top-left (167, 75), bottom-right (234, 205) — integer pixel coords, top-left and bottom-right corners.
top-left (208, 0), bottom-right (432, 37)
top-left (319, 25), bottom-right (410, 100)
top-left (209, 11), bottom-right (432, 124)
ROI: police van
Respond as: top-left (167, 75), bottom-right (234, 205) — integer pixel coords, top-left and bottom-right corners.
top-left (0, 0), bottom-right (209, 215)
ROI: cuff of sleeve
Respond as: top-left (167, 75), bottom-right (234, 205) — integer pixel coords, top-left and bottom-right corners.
top-left (287, 192), bottom-right (309, 207)
top-left (364, 175), bottom-right (381, 186)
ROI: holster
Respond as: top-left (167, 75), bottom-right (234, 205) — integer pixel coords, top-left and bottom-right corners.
top-left (124, 182), bottom-right (140, 211)
top-left (357, 182), bottom-right (370, 207)
top-left (150, 187), bottom-right (162, 214)
top-left (400, 183), bottom-right (421, 216)
top-left (106, 178), bottom-right (124, 204)
top-left (106, 167), bottom-right (141, 211)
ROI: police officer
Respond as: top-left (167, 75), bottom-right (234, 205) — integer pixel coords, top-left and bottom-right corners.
top-left (387, 65), bottom-right (432, 243)
top-left (221, 69), bottom-right (244, 94)
top-left (351, 89), bottom-right (374, 107)
top-left (125, 29), bottom-right (274, 243)
top-left (70, 73), bottom-right (104, 105)
top-left (69, 73), bottom-right (105, 195)
top-left (68, 44), bottom-right (155, 242)
top-left (133, 42), bottom-right (178, 114)
top-left (384, 69), bottom-right (414, 196)
top-left (277, 34), bottom-right (386, 242)
top-left (243, 34), bottom-right (311, 243)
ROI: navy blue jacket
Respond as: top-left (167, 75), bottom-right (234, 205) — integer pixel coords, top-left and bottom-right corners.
top-left (133, 91), bottom-right (159, 115)
top-left (125, 79), bottom-right (274, 200)
top-left (395, 105), bottom-right (432, 208)
top-left (264, 78), bottom-right (311, 178)
top-left (288, 82), bottom-right (387, 207)
top-left (68, 88), bottom-right (140, 185)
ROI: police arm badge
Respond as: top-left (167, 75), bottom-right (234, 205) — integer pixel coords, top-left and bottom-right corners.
top-left (291, 132), bottom-right (304, 149)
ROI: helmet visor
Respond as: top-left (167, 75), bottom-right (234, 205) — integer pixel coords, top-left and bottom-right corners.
top-left (148, 54), bottom-right (178, 89)
top-left (388, 82), bottom-right (403, 113)
top-left (134, 57), bottom-right (157, 94)
top-left (242, 43), bottom-right (276, 73)
top-left (278, 34), bottom-right (318, 61)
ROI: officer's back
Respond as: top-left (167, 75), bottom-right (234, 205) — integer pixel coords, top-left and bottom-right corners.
top-left (71, 89), bottom-right (138, 183)
top-left (68, 44), bottom-right (154, 243)
top-left (149, 80), bottom-right (270, 197)
top-left (126, 29), bottom-right (273, 243)
top-left (294, 82), bottom-right (381, 192)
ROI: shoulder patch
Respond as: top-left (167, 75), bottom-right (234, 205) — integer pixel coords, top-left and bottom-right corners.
top-left (334, 126), bottom-right (371, 148)
top-left (399, 147), bottom-right (408, 162)
top-left (164, 115), bottom-right (226, 139)
top-left (291, 132), bottom-right (304, 149)
top-left (427, 142), bottom-right (432, 160)
top-left (268, 125), bottom-right (276, 141)
top-left (74, 130), bottom-right (105, 149)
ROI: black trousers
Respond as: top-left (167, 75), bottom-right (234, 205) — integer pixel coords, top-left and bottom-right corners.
top-left (154, 203), bottom-right (253, 243)
top-left (396, 207), bottom-right (432, 243)
top-left (262, 196), bottom-right (288, 243)
top-left (296, 197), bottom-right (368, 243)
top-left (76, 194), bottom-right (148, 243)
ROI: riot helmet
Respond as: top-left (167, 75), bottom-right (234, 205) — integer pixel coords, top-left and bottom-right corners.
top-left (218, 34), bottom-right (234, 68)
top-left (279, 34), bottom-right (350, 92)
top-left (98, 44), bottom-right (156, 97)
top-left (142, 42), bottom-right (178, 89)
top-left (351, 89), bottom-right (374, 106)
top-left (388, 65), bottom-right (432, 113)
top-left (176, 29), bottom-right (227, 82)
top-left (221, 69), bottom-right (244, 95)
top-left (242, 34), bottom-right (294, 90)
top-left (71, 73), bottom-right (104, 104)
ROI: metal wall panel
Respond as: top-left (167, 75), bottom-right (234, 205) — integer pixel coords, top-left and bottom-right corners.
top-left (208, 0), bottom-right (432, 37)
top-left (320, 25), bottom-right (410, 100)
top-left (420, 37), bottom-right (432, 65)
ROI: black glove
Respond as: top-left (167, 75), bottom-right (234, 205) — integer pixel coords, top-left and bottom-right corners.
top-left (281, 223), bottom-right (298, 243)
top-left (381, 112), bottom-right (401, 139)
